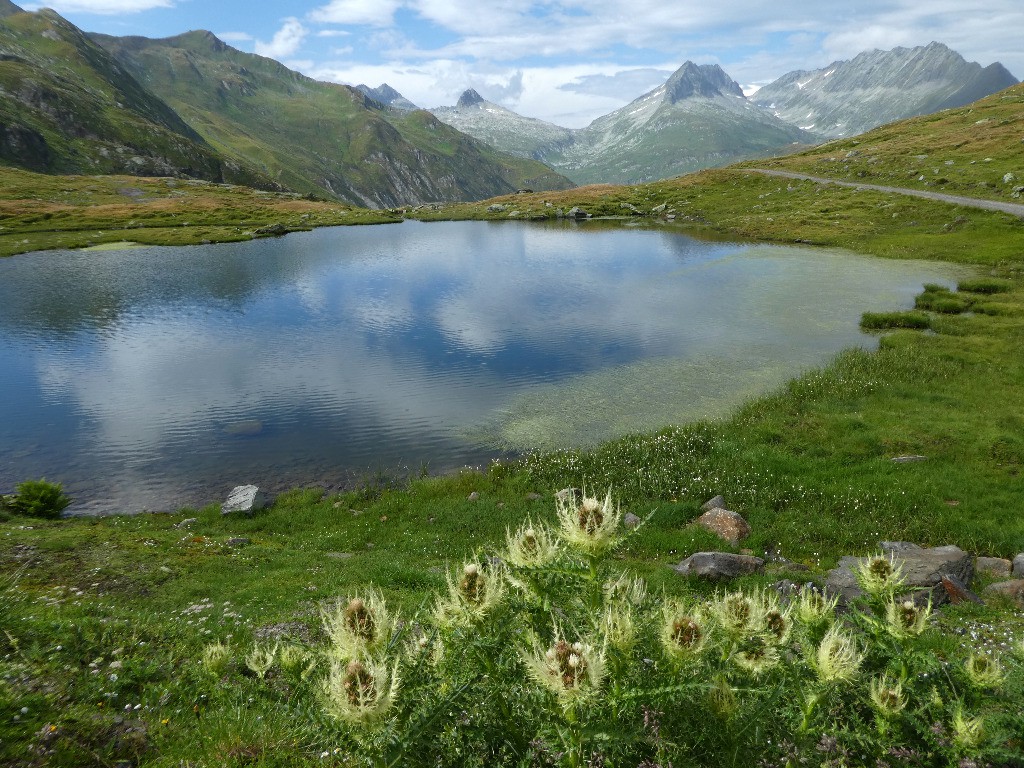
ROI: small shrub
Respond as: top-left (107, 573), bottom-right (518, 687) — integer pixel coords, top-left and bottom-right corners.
top-left (10, 478), bottom-right (71, 519)
top-left (860, 310), bottom-right (931, 330)
top-left (957, 277), bottom-right (1013, 294)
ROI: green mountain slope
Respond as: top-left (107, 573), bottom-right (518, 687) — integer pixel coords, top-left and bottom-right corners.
top-left (93, 31), bottom-right (573, 206)
top-left (0, 8), bottom-right (273, 187)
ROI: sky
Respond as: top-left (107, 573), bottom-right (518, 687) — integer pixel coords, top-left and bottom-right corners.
top-left (20, 0), bottom-right (1024, 128)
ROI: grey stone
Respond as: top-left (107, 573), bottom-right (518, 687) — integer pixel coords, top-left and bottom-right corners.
top-left (982, 580), bottom-right (1024, 605)
top-left (325, 552), bottom-right (354, 560)
top-left (623, 512), bottom-right (642, 530)
top-left (673, 552), bottom-right (765, 581)
top-left (694, 508), bottom-right (751, 546)
top-left (225, 537), bottom-right (251, 548)
top-left (1013, 553), bottom-right (1024, 578)
top-left (700, 495), bottom-right (726, 512)
top-left (525, 492), bottom-right (543, 501)
top-left (254, 223), bottom-right (287, 237)
top-left (890, 455), bottom-right (927, 463)
top-left (221, 485), bottom-right (267, 516)
top-left (486, 204), bottom-right (506, 212)
top-left (467, 491), bottom-right (480, 501)
top-left (174, 517), bottom-right (198, 529)
top-left (567, 206), bottom-right (590, 219)
top-left (826, 544), bottom-right (973, 606)
top-left (652, 203), bottom-right (667, 214)
top-left (975, 556), bottom-right (1012, 579)
top-left (555, 487), bottom-right (578, 502)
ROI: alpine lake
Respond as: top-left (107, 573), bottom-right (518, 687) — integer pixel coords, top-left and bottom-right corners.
top-left (0, 219), bottom-right (969, 514)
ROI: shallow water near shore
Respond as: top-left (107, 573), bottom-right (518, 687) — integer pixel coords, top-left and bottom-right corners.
top-left (0, 220), bottom-right (967, 514)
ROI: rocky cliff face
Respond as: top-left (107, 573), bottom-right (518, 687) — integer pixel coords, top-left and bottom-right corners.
top-left (356, 83), bottom-right (418, 111)
top-left (753, 42), bottom-right (1019, 138)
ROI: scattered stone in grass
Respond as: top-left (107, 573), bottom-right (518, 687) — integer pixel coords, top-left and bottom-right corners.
top-left (525, 492), bottom-right (542, 501)
top-left (325, 552), bottom-right (354, 560)
top-left (700, 495), bottom-right (726, 512)
top-left (827, 543), bottom-right (973, 606)
top-left (1012, 553), bottom-right (1024, 578)
top-left (975, 557), bottom-right (1012, 579)
top-left (890, 455), bottom-right (927, 463)
top-left (467, 492), bottom-right (479, 501)
top-left (555, 487), bottom-right (578, 502)
top-left (623, 512), bottom-right (641, 529)
top-left (941, 574), bottom-right (983, 605)
top-left (694, 508), bottom-right (751, 546)
top-left (225, 537), bottom-right (250, 548)
top-left (221, 485), bottom-right (267, 516)
top-left (254, 621), bottom-right (311, 642)
top-left (173, 518), bottom-right (197, 529)
top-left (982, 580), bottom-right (1024, 605)
top-left (672, 552), bottom-right (765, 581)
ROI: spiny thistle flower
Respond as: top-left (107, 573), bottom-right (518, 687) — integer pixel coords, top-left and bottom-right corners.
top-left (792, 588), bottom-right (837, 630)
top-left (712, 591), bottom-right (762, 639)
top-left (854, 554), bottom-right (905, 597)
top-left (201, 640), bottom-right (231, 677)
top-left (884, 598), bottom-right (931, 639)
top-left (503, 521), bottom-right (559, 568)
top-left (600, 602), bottom-right (637, 654)
top-left (812, 626), bottom-right (863, 683)
top-left (964, 653), bottom-right (1004, 689)
top-left (522, 629), bottom-right (607, 708)
top-left (322, 656), bottom-right (399, 724)
top-left (245, 643), bottom-right (277, 680)
top-left (555, 488), bottom-right (622, 556)
top-left (951, 704), bottom-right (985, 749)
top-left (322, 588), bottom-right (397, 660)
top-left (869, 675), bottom-right (906, 718)
top-left (732, 634), bottom-right (779, 676)
top-left (660, 602), bottom-right (708, 661)
top-left (435, 561), bottom-right (505, 627)
top-left (755, 589), bottom-right (791, 645)
top-left (603, 572), bottom-right (647, 606)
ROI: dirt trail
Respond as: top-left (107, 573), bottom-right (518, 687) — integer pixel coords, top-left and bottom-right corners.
top-left (738, 168), bottom-right (1024, 219)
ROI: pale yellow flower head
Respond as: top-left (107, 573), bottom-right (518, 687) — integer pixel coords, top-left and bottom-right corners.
top-left (869, 674), bottom-right (906, 718)
top-left (659, 601), bottom-right (708, 661)
top-left (964, 653), bottom-right (1004, 689)
top-left (555, 488), bottom-right (622, 556)
top-left (854, 554), bottom-right (906, 597)
top-left (884, 598), bottom-right (931, 639)
top-left (503, 521), bottom-right (559, 568)
top-left (321, 588), bottom-right (398, 660)
top-left (435, 560), bottom-right (505, 627)
top-left (322, 656), bottom-right (400, 724)
top-left (521, 627), bottom-right (607, 709)
top-left (812, 626), bottom-right (863, 683)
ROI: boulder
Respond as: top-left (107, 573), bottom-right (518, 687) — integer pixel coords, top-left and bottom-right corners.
top-left (1013, 553), bottom-right (1024, 578)
top-left (982, 580), bottom-right (1024, 605)
top-left (694, 508), bottom-right (751, 546)
top-left (825, 544), bottom-right (973, 606)
top-left (700, 495), bottom-right (726, 512)
top-left (221, 485), bottom-right (267, 516)
top-left (173, 517), bottom-right (198, 529)
top-left (975, 556), bottom-right (1012, 579)
top-left (567, 206), bottom-right (590, 219)
top-left (673, 552), bottom-right (764, 581)
top-left (941, 574), bottom-right (983, 605)
top-left (225, 537), bottom-right (251, 548)
top-left (254, 223), bottom-right (287, 237)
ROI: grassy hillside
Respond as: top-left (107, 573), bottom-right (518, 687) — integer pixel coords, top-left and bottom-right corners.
top-left (93, 31), bottom-right (573, 207)
top-left (0, 9), bottom-right (273, 188)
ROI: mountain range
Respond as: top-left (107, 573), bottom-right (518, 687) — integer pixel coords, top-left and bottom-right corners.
top-left (0, 0), bottom-right (1018, 202)
top-left (422, 43), bottom-right (1017, 185)
top-left (0, 3), bottom-right (572, 207)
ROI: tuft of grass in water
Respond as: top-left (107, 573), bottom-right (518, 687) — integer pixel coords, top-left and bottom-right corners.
top-left (860, 310), bottom-right (931, 330)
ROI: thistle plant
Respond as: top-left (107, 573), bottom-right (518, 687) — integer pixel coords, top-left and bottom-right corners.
top-left (811, 626), bottom-right (863, 684)
top-left (964, 653), bottom-right (1004, 690)
top-left (245, 643), bottom-right (277, 680)
top-left (659, 601), bottom-right (708, 663)
top-left (522, 629), bottom-right (608, 710)
top-left (555, 488), bottom-right (622, 558)
top-left (853, 553), bottom-right (905, 598)
top-left (504, 520), bottom-right (559, 568)
top-left (435, 560), bottom-right (505, 628)
top-left (322, 656), bottom-right (400, 724)
top-left (322, 588), bottom-right (398, 660)
top-left (883, 597), bottom-right (931, 639)
top-left (202, 640), bottom-right (232, 677)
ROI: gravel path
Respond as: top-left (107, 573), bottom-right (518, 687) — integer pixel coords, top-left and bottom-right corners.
top-left (738, 168), bottom-right (1024, 219)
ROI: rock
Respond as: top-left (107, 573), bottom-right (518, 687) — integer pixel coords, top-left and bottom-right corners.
top-left (555, 487), bottom-right (578, 502)
top-left (673, 552), bottom-right (764, 581)
top-left (890, 455), bottom-right (927, 463)
top-left (1003, 172), bottom-right (1016, 184)
top-left (1012, 185), bottom-right (1024, 199)
top-left (700, 495), bottom-right (726, 512)
top-left (221, 485), bottom-right (267, 516)
top-left (1013, 553), bottom-right (1024, 578)
top-left (825, 544), bottom-right (973, 606)
top-left (525, 492), bottom-right (542, 501)
top-left (225, 537), bottom-right (251, 548)
top-left (975, 556), bottom-right (1012, 579)
top-left (941, 574), bottom-right (983, 605)
top-left (652, 203), bottom-right (667, 214)
top-left (467, 492), bottom-right (480, 501)
top-left (174, 518), bottom-right (198, 529)
top-left (694, 508), bottom-right (751, 546)
top-left (623, 512), bottom-right (641, 530)
top-left (619, 202), bottom-right (641, 214)
top-left (567, 206), bottom-right (590, 219)
top-left (982, 580), bottom-right (1024, 605)
top-left (254, 223), bottom-right (287, 237)
top-left (325, 552), bottom-right (354, 560)
top-left (487, 204), bottom-right (506, 212)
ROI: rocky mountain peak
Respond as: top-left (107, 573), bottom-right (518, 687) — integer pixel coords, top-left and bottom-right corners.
top-left (457, 88), bottom-right (486, 108)
top-left (355, 83), bottom-right (418, 111)
top-left (663, 62), bottom-right (744, 103)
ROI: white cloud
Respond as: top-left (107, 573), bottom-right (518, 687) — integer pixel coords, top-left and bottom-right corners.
top-left (216, 31), bottom-right (254, 43)
top-left (254, 18), bottom-right (308, 60)
top-left (23, 0), bottom-right (172, 12)
top-left (316, 29), bottom-right (352, 38)
top-left (309, 0), bottom-right (403, 27)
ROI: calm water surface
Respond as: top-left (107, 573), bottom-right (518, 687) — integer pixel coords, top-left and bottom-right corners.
top-left (0, 220), bottom-right (966, 514)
